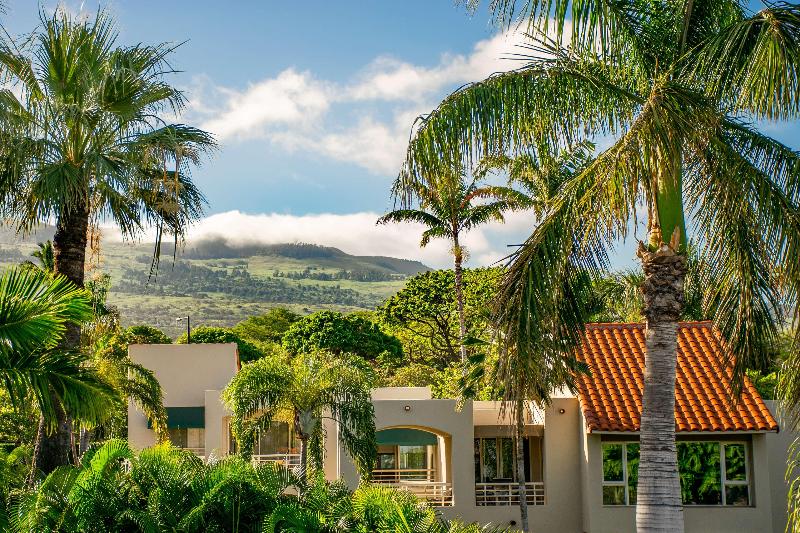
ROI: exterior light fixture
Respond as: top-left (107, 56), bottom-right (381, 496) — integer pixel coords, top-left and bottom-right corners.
top-left (404, 405), bottom-right (411, 412)
top-left (176, 316), bottom-right (191, 343)
top-left (559, 408), bottom-right (566, 414)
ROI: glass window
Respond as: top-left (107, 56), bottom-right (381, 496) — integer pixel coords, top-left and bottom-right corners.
top-left (722, 444), bottom-right (749, 506)
top-left (500, 438), bottom-right (514, 480)
top-left (602, 441), bottom-right (750, 507)
top-left (482, 439), bottom-right (498, 482)
top-left (602, 443), bottom-right (629, 505)
top-left (398, 445), bottom-right (427, 480)
top-left (168, 428), bottom-right (204, 455)
top-left (376, 453), bottom-right (396, 470)
top-left (678, 442), bottom-right (721, 505)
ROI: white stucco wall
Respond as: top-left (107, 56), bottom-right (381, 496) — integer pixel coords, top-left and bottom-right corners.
top-left (127, 343), bottom-right (238, 451)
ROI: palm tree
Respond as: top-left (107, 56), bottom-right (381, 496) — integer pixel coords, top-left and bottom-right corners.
top-left (0, 9), bottom-right (215, 472)
top-left (0, 267), bottom-right (113, 481)
top-left (399, 3), bottom-right (800, 530)
top-left (475, 144), bottom-right (595, 532)
top-left (378, 167), bottom-right (525, 363)
top-left (223, 351), bottom-right (377, 478)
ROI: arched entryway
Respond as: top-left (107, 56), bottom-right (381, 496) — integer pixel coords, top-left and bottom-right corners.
top-left (372, 426), bottom-right (453, 506)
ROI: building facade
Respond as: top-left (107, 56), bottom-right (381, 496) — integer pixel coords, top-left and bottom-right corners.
top-left (128, 323), bottom-right (793, 532)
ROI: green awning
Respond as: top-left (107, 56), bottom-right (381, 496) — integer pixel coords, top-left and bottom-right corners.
top-left (148, 407), bottom-right (205, 429)
top-left (377, 428), bottom-right (437, 446)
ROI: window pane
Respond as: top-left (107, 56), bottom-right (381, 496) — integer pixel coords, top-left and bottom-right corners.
top-left (725, 485), bottom-right (750, 506)
top-left (377, 453), bottom-right (396, 470)
top-left (500, 438), bottom-right (514, 480)
top-left (603, 485), bottom-right (626, 505)
top-left (602, 444), bottom-right (624, 482)
top-left (168, 428), bottom-right (187, 448)
top-left (187, 428), bottom-right (204, 450)
top-left (724, 444), bottom-right (747, 481)
top-left (474, 439), bottom-right (481, 482)
top-left (399, 445), bottom-right (427, 479)
top-left (483, 439), bottom-right (498, 482)
top-left (627, 444), bottom-right (639, 505)
top-left (678, 442), bottom-right (721, 505)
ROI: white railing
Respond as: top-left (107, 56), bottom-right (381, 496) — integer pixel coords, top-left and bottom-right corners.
top-left (475, 482), bottom-right (545, 506)
top-left (375, 480), bottom-right (454, 506)
top-left (252, 453), bottom-right (301, 468)
top-left (372, 468), bottom-right (436, 482)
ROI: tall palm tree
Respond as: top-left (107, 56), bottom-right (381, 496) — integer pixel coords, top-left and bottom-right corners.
top-left (0, 9), bottom-right (215, 472)
top-left (399, 2), bottom-right (800, 531)
top-left (378, 167), bottom-right (525, 362)
top-left (222, 351), bottom-right (377, 479)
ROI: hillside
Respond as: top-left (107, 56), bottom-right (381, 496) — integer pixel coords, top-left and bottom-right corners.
top-left (0, 226), bottom-right (429, 338)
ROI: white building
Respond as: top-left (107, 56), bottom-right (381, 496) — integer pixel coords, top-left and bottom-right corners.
top-left (128, 322), bottom-right (794, 532)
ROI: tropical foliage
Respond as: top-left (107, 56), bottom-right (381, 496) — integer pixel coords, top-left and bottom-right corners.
top-left (379, 166), bottom-right (524, 362)
top-left (4, 439), bottom-right (507, 533)
top-left (0, 267), bottom-right (112, 434)
top-left (282, 311), bottom-right (402, 364)
top-left (223, 351), bottom-right (376, 476)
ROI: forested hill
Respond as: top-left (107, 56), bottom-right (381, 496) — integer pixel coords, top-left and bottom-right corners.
top-left (0, 227), bottom-right (430, 338)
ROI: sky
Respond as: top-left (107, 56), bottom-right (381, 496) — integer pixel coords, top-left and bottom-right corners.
top-left (2, 1), bottom-right (799, 269)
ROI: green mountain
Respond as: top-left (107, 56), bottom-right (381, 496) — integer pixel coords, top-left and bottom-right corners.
top-left (0, 226), bottom-right (429, 339)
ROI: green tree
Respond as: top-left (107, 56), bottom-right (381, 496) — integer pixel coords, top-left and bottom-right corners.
top-left (282, 311), bottom-right (402, 364)
top-left (124, 325), bottom-right (171, 345)
top-left (401, 3), bottom-right (800, 530)
top-left (378, 268), bottom-right (500, 368)
top-left (378, 167), bottom-right (524, 363)
top-left (0, 9), bottom-right (215, 472)
top-left (176, 326), bottom-right (263, 363)
top-left (234, 308), bottom-right (302, 344)
top-left (223, 351), bottom-right (376, 478)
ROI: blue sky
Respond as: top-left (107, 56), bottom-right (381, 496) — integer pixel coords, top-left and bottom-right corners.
top-left (3, 1), bottom-right (799, 268)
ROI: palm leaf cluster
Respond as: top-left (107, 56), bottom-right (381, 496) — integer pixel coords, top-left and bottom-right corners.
top-left (222, 351), bottom-right (377, 477)
top-left (0, 9), bottom-right (215, 271)
top-left (6, 439), bottom-right (509, 533)
top-left (0, 266), bottom-right (112, 433)
top-left (400, 0), bottom-right (800, 402)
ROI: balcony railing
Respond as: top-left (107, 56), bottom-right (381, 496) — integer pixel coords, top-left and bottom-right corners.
top-left (475, 482), bottom-right (545, 506)
top-left (252, 453), bottom-right (301, 468)
top-left (372, 468), bottom-right (435, 482)
top-left (371, 469), bottom-right (452, 506)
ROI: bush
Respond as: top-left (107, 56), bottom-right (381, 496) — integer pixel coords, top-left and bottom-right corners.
top-left (125, 324), bottom-right (171, 344)
top-left (176, 326), bottom-right (264, 363)
top-left (9, 440), bottom-right (509, 532)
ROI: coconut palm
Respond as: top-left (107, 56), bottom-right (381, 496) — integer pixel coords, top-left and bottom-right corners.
top-left (223, 351), bottom-right (377, 478)
top-left (0, 9), bottom-right (215, 472)
top-left (378, 167), bottom-right (526, 363)
top-left (400, 2), bottom-right (800, 530)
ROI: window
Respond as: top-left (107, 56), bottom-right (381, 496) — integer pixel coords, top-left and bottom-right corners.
top-left (168, 428), bottom-right (204, 454)
top-left (227, 422), bottom-right (299, 456)
top-left (474, 437), bottom-right (535, 483)
top-left (601, 441), bottom-right (750, 506)
top-left (601, 443), bottom-right (638, 505)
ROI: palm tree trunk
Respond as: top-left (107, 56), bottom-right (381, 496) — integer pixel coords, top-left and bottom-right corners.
top-left (453, 233), bottom-right (466, 364)
top-left (635, 243), bottom-right (687, 533)
top-left (515, 399), bottom-right (529, 533)
top-left (299, 437), bottom-right (308, 478)
top-left (32, 198), bottom-right (90, 475)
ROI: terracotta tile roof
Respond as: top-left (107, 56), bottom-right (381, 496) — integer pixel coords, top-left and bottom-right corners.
top-left (575, 321), bottom-right (778, 433)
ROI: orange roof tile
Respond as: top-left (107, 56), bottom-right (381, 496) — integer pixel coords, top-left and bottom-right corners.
top-left (575, 322), bottom-right (778, 433)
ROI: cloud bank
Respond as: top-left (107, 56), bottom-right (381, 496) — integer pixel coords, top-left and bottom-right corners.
top-left (108, 210), bottom-right (536, 269)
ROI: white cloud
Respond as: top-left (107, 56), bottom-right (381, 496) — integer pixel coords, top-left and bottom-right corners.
top-left (346, 30), bottom-right (528, 102)
top-left (107, 210), bottom-right (537, 269)
top-left (200, 69), bottom-right (331, 141)
top-left (189, 28), bottom-right (531, 173)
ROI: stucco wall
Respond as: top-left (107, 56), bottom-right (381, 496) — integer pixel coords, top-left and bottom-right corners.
top-left (766, 400), bottom-right (793, 533)
top-left (127, 343), bottom-right (238, 451)
top-left (580, 432), bottom-right (776, 533)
